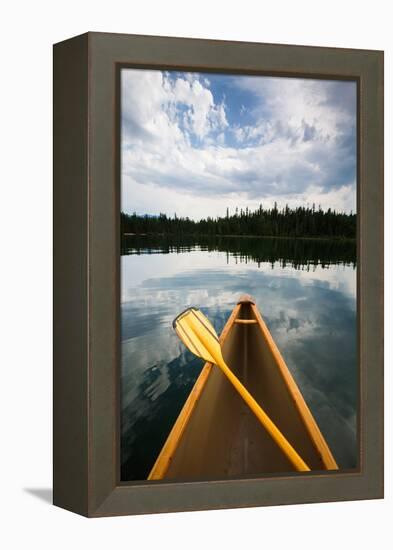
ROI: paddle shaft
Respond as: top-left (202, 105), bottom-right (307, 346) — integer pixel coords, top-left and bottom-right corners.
top-left (176, 308), bottom-right (310, 472)
top-left (216, 357), bottom-right (310, 472)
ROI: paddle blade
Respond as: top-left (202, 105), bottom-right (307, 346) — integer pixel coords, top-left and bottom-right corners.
top-left (173, 308), bottom-right (223, 365)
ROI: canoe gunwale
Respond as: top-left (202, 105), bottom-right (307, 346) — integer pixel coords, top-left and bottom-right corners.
top-left (147, 303), bottom-right (242, 480)
top-left (250, 303), bottom-right (338, 470)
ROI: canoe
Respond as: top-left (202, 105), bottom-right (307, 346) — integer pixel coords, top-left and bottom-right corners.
top-left (148, 294), bottom-right (338, 480)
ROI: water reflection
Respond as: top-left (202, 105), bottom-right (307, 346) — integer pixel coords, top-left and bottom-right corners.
top-left (122, 234), bottom-right (356, 270)
top-left (121, 236), bottom-right (357, 480)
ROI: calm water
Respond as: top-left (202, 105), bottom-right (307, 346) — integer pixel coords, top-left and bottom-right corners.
top-left (121, 236), bottom-right (357, 480)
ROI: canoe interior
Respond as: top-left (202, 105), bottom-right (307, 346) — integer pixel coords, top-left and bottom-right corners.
top-left (153, 301), bottom-right (331, 480)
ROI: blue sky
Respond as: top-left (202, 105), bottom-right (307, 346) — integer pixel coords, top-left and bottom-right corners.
top-left (121, 69), bottom-right (357, 219)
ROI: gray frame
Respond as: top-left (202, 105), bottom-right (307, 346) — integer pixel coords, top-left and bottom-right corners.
top-left (53, 32), bottom-right (383, 517)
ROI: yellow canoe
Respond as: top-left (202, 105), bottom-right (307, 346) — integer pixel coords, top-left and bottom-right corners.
top-left (148, 294), bottom-right (337, 480)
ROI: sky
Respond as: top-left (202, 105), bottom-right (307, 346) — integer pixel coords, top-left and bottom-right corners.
top-left (121, 69), bottom-right (357, 220)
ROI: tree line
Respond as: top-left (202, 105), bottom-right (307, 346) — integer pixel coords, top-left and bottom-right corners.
top-left (121, 203), bottom-right (356, 239)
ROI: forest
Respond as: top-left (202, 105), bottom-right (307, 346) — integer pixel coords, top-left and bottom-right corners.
top-left (121, 203), bottom-right (356, 240)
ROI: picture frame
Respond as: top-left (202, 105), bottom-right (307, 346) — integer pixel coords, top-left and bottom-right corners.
top-left (53, 32), bottom-right (383, 517)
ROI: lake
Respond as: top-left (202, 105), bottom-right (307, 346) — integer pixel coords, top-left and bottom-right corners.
top-left (120, 235), bottom-right (357, 481)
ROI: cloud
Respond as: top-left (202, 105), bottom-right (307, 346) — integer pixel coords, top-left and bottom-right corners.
top-left (121, 70), bottom-right (227, 147)
top-left (121, 69), bottom-right (357, 217)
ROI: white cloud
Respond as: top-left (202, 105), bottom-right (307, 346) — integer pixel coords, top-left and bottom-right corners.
top-left (121, 69), bottom-right (357, 218)
top-left (236, 76), bottom-right (355, 139)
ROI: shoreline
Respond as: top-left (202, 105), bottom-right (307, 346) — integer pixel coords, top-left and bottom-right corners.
top-left (122, 233), bottom-right (356, 242)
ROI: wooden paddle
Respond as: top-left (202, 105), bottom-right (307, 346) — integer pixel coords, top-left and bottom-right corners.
top-left (173, 307), bottom-right (310, 472)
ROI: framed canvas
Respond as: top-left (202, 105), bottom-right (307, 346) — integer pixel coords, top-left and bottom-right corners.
top-left (53, 32), bottom-right (384, 517)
